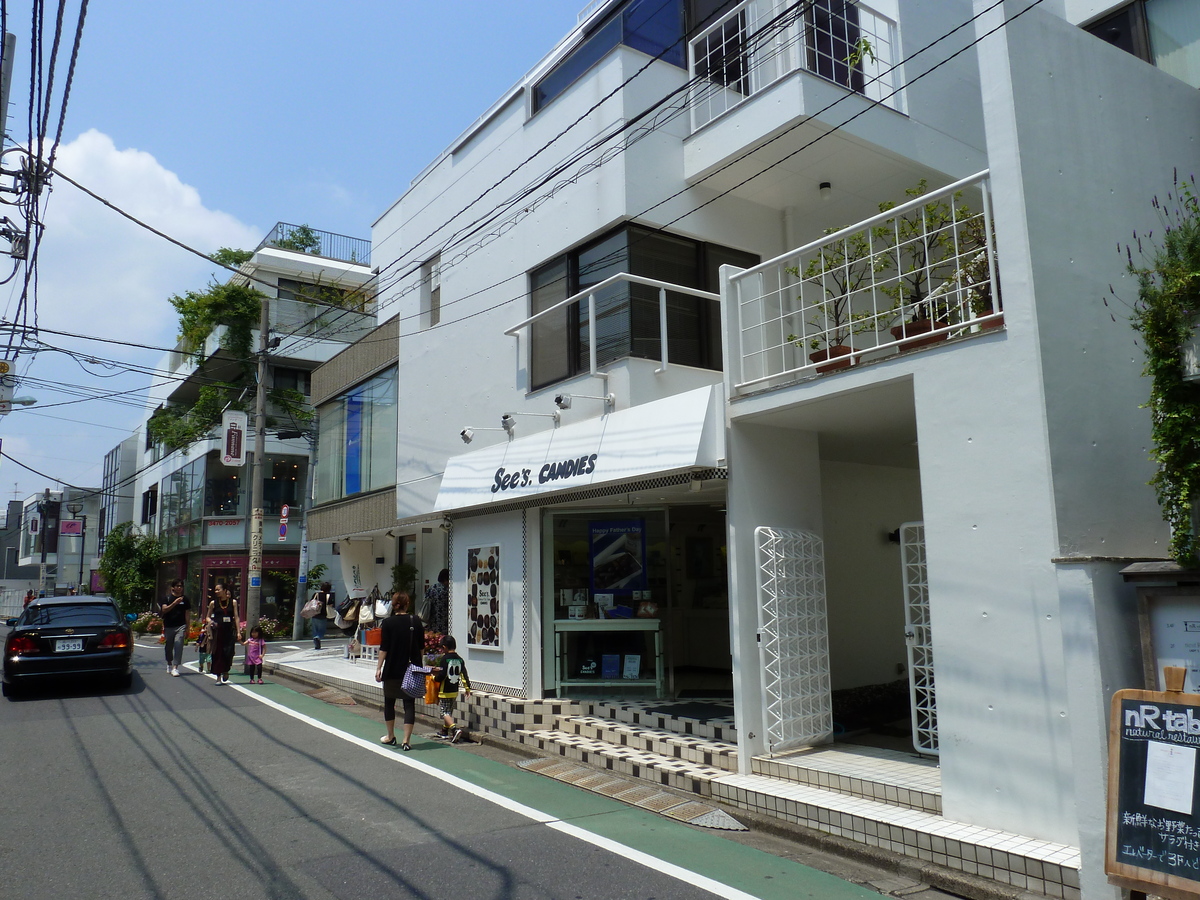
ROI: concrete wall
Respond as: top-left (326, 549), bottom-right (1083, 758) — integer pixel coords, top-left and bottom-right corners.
top-left (726, 423), bottom-right (824, 763)
top-left (821, 460), bottom-right (923, 691)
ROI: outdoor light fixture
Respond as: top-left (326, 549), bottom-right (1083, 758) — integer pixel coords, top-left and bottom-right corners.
top-left (554, 392), bottom-right (614, 411)
top-left (501, 410), bottom-right (561, 436)
top-left (820, 181), bottom-right (832, 199)
top-left (500, 414), bottom-right (516, 436)
top-left (460, 428), bottom-right (474, 444)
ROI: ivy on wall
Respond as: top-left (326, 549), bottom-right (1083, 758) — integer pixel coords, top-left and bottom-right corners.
top-left (1126, 176), bottom-right (1200, 565)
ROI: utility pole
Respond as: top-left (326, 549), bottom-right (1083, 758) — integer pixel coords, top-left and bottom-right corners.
top-left (245, 298), bottom-right (269, 630)
top-left (290, 424), bottom-right (317, 640)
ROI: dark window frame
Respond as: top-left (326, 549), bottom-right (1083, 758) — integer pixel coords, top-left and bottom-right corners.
top-left (527, 223), bottom-right (757, 391)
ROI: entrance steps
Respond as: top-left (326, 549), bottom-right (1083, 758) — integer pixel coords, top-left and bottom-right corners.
top-left (514, 702), bottom-right (1082, 898)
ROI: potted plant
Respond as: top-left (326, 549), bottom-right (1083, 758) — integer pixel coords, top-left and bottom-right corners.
top-left (881, 179), bottom-right (976, 348)
top-left (786, 225), bottom-right (886, 373)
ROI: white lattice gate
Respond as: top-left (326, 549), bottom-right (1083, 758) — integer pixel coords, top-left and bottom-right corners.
top-left (900, 522), bottom-right (938, 755)
top-left (755, 527), bottom-right (832, 754)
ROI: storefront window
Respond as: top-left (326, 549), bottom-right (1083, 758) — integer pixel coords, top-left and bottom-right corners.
top-left (263, 456), bottom-right (305, 515)
top-left (314, 366), bottom-right (398, 504)
top-left (205, 458), bottom-right (244, 516)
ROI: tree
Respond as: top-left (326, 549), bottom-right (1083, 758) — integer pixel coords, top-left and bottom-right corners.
top-left (273, 224), bottom-right (321, 255)
top-left (97, 524), bottom-right (162, 614)
top-left (146, 280), bottom-right (313, 450)
top-left (210, 247), bottom-right (253, 268)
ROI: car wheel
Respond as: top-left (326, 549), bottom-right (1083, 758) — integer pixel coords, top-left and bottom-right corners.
top-left (117, 672), bottom-right (133, 691)
top-left (2, 680), bottom-right (16, 698)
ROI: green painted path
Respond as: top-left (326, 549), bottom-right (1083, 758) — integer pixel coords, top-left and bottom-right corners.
top-left (237, 677), bottom-right (884, 900)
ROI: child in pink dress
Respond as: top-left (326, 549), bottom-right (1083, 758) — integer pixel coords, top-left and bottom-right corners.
top-left (244, 626), bottom-right (266, 684)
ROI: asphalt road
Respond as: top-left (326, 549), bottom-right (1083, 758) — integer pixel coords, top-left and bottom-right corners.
top-left (0, 642), bottom-right (935, 900)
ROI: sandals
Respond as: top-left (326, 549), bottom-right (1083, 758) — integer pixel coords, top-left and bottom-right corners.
top-left (401, 742), bottom-right (412, 752)
top-left (380, 736), bottom-right (397, 746)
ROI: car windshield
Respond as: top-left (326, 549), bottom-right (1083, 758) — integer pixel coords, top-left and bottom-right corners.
top-left (22, 604), bottom-right (120, 627)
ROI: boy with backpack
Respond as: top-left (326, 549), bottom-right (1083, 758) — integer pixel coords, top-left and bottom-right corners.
top-left (431, 636), bottom-right (472, 742)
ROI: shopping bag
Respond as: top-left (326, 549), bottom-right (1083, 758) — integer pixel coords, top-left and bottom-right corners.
top-left (424, 673), bottom-right (439, 705)
top-left (300, 597), bottom-right (321, 619)
top-left (401, 664), bottom-right (431, 699)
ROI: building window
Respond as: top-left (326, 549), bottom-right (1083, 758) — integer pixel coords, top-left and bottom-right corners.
top-left (528, 224), bottom-right (758, 390)
top-left (141, 487), bottom-right (157, 527)
top-left (273, 367), bottom-right (311, 396)
top-left (1086, 0), bottom-right (1200, 89)
top-left (315, 366), bottom-right (398, 505)
top-left (533, 0), bottom-right (687, 113)
top-left (422, 257), bottom-right (442, 328)
top-left (806, 0), bottom-right (864, 94)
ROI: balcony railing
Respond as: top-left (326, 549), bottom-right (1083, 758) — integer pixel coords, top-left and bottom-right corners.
top-left (729, 170), bottom-right (1000, 393)
top-left (689, 0), bottom-right (900, 132)
top-left (258, 222), bottom-right (371, 266)
top-left (507, 273), bottom-right (720, 378)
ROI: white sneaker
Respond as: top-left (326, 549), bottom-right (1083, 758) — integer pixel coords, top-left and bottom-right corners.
top-left (171, 667), bottom-right (179, 676)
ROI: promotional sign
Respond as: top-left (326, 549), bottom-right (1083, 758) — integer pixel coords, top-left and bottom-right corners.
top-left (298, 542), bottom-right (308, 583)
top-left (59, 520), bottom-right (82, 536)
top-left (589, 520), bottom-right (646, 593)
top-left (466, 544), bottom-right (500, 648)
top-left (1107, 672), bottom-right (1200, 898)
top-left (222, 410), bottom-right (248, 466)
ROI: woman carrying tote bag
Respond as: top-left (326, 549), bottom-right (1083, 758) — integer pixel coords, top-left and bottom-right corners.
top-left (374, 591), bottom-right (425, 750)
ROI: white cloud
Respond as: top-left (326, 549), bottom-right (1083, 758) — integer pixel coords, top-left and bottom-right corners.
top-left (0, 130), bottom-right (262, 499)
top-left (36, 129), bottom-right (261, 345)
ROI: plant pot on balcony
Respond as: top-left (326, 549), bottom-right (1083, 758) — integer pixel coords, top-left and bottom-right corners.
top-left (808, 344), bottom-right (854, 373)
top-left (890, 319), bottom-right (948, 351)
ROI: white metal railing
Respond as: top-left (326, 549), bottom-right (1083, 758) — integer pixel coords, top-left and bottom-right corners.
top-left (506, 272), bottom-right (719, 376)
top-left (730, 170), bottom-right (999, 392)
top-left (689, 0), bottom-right (900, 132)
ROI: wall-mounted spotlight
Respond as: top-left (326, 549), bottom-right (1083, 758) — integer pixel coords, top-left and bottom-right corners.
top-left (501, 410), bottom-right (560, 438)
top-left (819, 181), bottom-right (832, 199)
top-left (554, 392), bottom-right (614, 411)
top-left (460, 427), bottom-right (474, 444)
top-left (439, 518), bottom-right (452, 533)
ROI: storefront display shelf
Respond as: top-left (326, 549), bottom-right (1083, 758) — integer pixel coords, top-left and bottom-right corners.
top-left (553, 618), bottom-right (663, 697)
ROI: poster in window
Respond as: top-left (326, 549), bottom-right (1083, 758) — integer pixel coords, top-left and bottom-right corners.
top-left (466, 544), bottom-right (500, 647)
top-left (589, 520), bottom-right (646, 592)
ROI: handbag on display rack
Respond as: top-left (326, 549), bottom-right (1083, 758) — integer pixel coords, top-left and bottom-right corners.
top-left (374, 588), bottom-right (391, 620)
top-left (358, 593), bottom-right (376, 626)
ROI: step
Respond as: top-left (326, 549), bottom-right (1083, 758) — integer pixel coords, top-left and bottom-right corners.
top-left (710, 771), bottom-right (1080, 899)
top-left (752, 744), bottom-right (942, 814)
top-left (515, 729), bottom-right (729, 796)
top-left (555, 714), bottom-right (739, 773)
top-left (579, 698), bottom-right (737, 743)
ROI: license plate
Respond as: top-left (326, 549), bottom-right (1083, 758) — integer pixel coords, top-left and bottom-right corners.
top-left (55, 638), bottom-right (83, 653)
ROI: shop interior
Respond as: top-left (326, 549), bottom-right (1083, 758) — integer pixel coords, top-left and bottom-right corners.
top-left (544, 494), bottom-right (730, 699)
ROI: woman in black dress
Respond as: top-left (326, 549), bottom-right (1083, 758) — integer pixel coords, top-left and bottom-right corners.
top-left (208, 580), bottom-right (242, 685)
top-left (374, 591), bottom-right (424, 750)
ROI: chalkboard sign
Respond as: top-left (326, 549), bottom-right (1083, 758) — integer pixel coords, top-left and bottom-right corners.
top-left (1107, 685), bottom-right (1200, 898)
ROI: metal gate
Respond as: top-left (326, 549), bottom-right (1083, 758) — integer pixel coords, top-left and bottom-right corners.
top-left (755, 527), bottom-right (832, 753)
top-left (900, 521), bottom-right (938, 755)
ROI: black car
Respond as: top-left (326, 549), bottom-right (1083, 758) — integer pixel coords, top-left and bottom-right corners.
top-left (3, 596), bottom-right (134, 696)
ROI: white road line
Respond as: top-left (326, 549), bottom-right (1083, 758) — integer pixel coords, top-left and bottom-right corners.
top-left (233, 684), bottom-right (762, 900)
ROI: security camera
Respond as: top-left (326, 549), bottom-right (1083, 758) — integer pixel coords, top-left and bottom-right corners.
top-left (554, 393), bottom-right (572, 410)
top-left (500, 414), bottom-right (516, 434)
top-left (439, 519), bottom-right (452, 533)
top-left (460, 428), bottom-right (474, 444)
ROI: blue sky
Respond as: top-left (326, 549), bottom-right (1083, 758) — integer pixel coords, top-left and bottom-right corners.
top-left (0, 1), bottom-right (587, 502)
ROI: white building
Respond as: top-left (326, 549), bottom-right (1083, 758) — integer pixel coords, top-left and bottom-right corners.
top-left (312, 2), bottom-right (1200, 896)
top-left (132, 224), bottom-right (374, 615)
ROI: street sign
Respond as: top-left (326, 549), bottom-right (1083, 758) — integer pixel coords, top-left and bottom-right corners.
top-left (278, 521), bottom-right (287, 542)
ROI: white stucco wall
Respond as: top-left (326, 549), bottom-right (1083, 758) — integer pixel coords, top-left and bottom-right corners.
top-left (450, 511), bottom-right (531, 694)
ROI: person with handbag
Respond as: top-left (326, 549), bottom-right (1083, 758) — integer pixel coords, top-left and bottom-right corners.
top-left (306, 581), bottom-right (334, 650)
top-left (374, 591), bottom-right (425, 750)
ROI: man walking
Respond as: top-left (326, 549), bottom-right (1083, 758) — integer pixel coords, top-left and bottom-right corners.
top-left (155, 579), bottom-right (191, 677)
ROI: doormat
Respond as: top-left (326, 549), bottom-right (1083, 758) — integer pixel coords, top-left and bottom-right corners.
top-left (642, 701), bottom-right (733, 721)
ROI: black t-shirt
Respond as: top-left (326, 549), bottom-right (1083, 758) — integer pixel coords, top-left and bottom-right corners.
top-left (156, 594), bottom-right (191, 628)
top-left (380, 614), bottom-right (423, 681)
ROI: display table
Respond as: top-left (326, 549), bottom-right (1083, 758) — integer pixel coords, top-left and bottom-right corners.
top-left (553, 618), bottom-right (663, 697)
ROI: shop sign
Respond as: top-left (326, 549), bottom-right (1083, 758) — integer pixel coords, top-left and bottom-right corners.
top-left (435, 385), bottom-right (719, 512)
